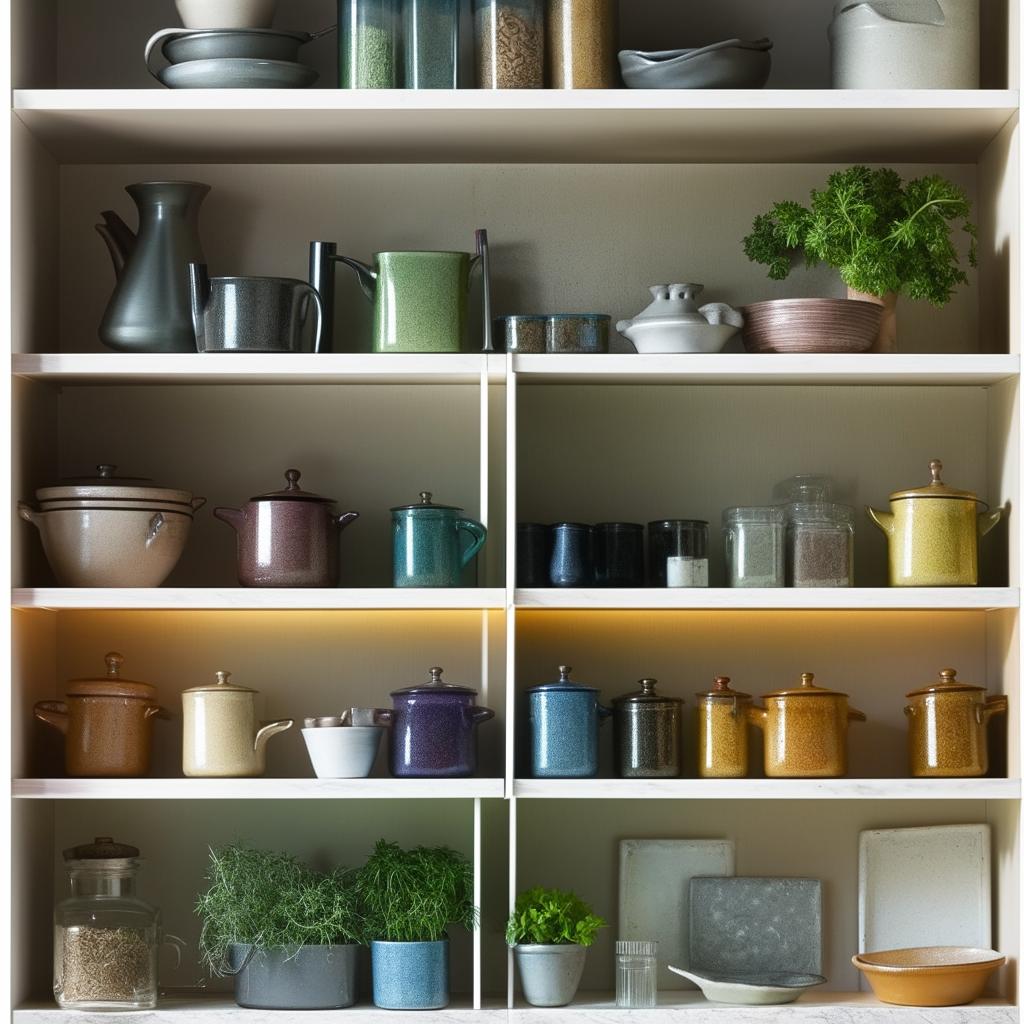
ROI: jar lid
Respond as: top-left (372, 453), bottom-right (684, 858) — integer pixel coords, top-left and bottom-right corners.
top-left (66, 652), bottom-right (157, 700)
top-left (761, 672), bottom-right (848, 699)
top-left (391, 491), bottom-right (463, 512)
top-left (528, 665), bottom-right (599, 693)
top-left (252, 468), bottom-right (334, 503)
top-left (63, 836), bottom-right (139, 861)
top-left (391, 666), bottom-right (477, 697)
top-left (889, 460), bottom-right (981, 503)
top-left (184, 670), bottom-right (257, 695)
top-left (36, 464), bottom-right (194, 506)
top-left (695, 675), bottom-right (751, 700)
top-left (613, 678), bottom-right (684, 707)
top-left (722, 506), bottom-right (784, 525)
top-left (906, 667), bottom-right (986, 698)
top-left (775, 474), bottom-right (834, 504)
top-left (648, 519), bottom-right (709, 529)
top-left (628, 283), bottom-right (709, 325)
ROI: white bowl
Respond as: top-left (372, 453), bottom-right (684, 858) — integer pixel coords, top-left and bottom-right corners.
top-left (175, 0), bottom-right (277, 30)
top-left (620, 320), bottom-right (740, 354)
top-left (302, 726), bottom-right (383, 779)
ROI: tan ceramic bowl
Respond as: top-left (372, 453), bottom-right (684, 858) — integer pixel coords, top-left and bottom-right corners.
top-left (741, 298), bottom-right (882, 353)
top-left (852, 947), bottom-right (1004, 1006)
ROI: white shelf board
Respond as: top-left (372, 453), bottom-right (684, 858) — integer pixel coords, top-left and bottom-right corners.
top-left (13, 90), bottom-right (1019, 164)
top-left (12, 588), bottom-right (507, 610)
top-left (514, 588), bottom-right (1019, 611)
top-left (512, 778), bottom-right (1022, 800)
top-left (13, 778), bottom-right (505, 800)
top-left (12, 352), bottom-right (506, 385)
top-left (512, 354), bottom-right (1021, 386)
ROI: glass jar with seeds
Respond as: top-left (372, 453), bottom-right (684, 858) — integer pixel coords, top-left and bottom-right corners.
top-left (339, 0), bottom-right (399, 88)
top-left (403, 0), bottom-right (459, 89)
top-left (473, 0), bottom-right (545, 88)
top-left (787, 502), bottom-right (855, 587)
top-left (723, 506), bottom-right (785, 587)
top-left (548, 0), bottom-right (619, 88)
top-left (54, 837), bottom-right (161, 1010)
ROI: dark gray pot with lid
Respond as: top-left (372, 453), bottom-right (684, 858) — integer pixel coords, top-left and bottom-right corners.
top-left (612, 677), bottom-right (684, 778)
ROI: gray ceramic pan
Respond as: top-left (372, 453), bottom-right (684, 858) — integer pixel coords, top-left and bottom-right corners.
top-left (145, 25), bottom-right (333, 74)
top-left (619, 38), bottom-right (773, 89)
top-left (158, 58), bottom-right (319, 89)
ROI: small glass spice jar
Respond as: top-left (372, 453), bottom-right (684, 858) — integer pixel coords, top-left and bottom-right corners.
top-left (547, 0), bottom-right (618, 88)
top-left (616, 940), bottom-right (657, 1008)
top-left (695, 675), bottom-right (752, 779)
top-left (648, 519), bottom-right (709, 587)
top-left (594, 522), bottom-right (644, 587)
top-left (473, 0), bottom-right (545, 88)
top-left (339, 0), bottom-right (399, 88)
top-left (787, 502), bottom-right (854, 587)
top-left (723, 506), bottom-right (785, 587)
top-left (402, 0), bottom-right (459, 88)
top-left (497, 314), bottom-right (547, 353)
top-left (54, 838), bottom-right (161, 1010)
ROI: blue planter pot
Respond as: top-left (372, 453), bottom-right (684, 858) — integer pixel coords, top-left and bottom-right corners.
top-left (371, 938), bottom-right (449, 1010)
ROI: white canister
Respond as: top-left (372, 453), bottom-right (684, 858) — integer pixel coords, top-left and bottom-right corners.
top-left (829, 0), bottom-right (980, 89)
top-left (181, 671), bottom-right (292, 777)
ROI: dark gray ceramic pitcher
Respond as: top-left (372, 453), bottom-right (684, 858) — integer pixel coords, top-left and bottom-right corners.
top-left (97, 181), bottom-right (209, 353)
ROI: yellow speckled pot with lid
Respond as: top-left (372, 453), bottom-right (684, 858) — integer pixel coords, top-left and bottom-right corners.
top-left (905, 668), bottom-right (1008, 778)
top-left (747, 672), bottom-right (866, 778)
top-left (866, 459), bottom-right (1004, 586)
top-left (695, 676), bottom-right (752, 779)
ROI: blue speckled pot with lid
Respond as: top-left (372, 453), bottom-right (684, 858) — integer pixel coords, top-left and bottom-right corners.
top-left (527, 665), bottom-right (611, 778)
top-left (385, 666), bottom-right (495, 778)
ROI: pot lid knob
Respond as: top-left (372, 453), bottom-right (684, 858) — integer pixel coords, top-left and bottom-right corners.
top-left (930, 459), bottom-right (944, 484)
top-left (558, 665), bottom-right (573, 683)
top-left (285, 468), bottom-right (302, 491)
top-left (105, 651), bottom-right (124, 678)
top-left (640, 678), bottom-right (658, 694)
top-left (97, 464), bottom-right (116, 478)
top-left (714, 675), bottom-right (731, 691)
top-left (429, 666), bottom-right (444, 685)
top-left (801, 672), bottom-right (815, 688)
top-left (420, 492), bottom-right (433, 504)
top-left (939, 668), bottom-right (958, 683)
top-left (216, 670), bottom-right (231, 686)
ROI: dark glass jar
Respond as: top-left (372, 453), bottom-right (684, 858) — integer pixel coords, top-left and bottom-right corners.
top-left (647, 520), bottom-right (709, 587)
top-left (594, 522), bottom-right (644, 587)
top-left (517, 522), bottom-right (551, 586)
top-left (550, 522), bottom-right (594, 587)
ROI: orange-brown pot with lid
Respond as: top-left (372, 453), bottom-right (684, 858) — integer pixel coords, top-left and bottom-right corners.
top-left (695, 676), bottom-right (751, 778)
top-left (34, 652), bottom-right (168, 777)
top-left (747, 672), bottom-right (865, 778)
top-left (905, 668), bottom-right (1008, 777)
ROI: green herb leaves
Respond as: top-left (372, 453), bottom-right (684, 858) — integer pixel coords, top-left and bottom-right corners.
top-left (742, 166), bottom-right (977, 306)
top-left (505, 887), bottom-right (606, 948)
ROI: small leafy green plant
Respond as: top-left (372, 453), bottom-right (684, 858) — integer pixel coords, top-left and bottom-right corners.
top-left (355, 840), bottom-right (476, 944)
top-left (742, 165), bottom-right (977, 305)
top-left (195, 845), bottom-right (362, 973)
top-left (505, 887), bottom-right (606, 947)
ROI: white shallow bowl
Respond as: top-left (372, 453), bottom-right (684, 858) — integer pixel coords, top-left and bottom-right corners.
top-left (669, 965), bottom-right (826, 1005)
top-left (175, 0), bottom-right (278, 30)
top-left (302, 726), bottom-right (383, 778)
top-left (622, 321), bottom-right (740, 354)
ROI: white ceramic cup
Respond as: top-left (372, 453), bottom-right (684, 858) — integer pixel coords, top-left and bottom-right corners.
top-left (174, 0), bottom-right (278, 29)
top-left (302, 726), bottom-right (383, 779)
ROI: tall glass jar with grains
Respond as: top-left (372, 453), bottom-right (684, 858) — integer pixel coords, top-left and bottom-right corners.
top-left (340, 0), bottom-right (399, 88)
top-left (473, 0), bottom-right (545, 88)
top-left (403, 0), bottom-right (459, 88)
top-left (548, 0), bottom-right (618, 88)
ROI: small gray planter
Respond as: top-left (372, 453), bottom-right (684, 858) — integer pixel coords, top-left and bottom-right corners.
top-left (514, 943), bottom-right (587, 1007)
top-left (227, 942), bottom-right (359, 1010)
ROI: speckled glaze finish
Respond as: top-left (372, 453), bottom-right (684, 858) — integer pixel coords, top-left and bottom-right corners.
top-left (385, 667), bottom-right (494, 777)
top-left (696, 676), bottom-right (751, 779)
top-left (747, 672), bottom-right (866, 778)
top-left (529, 666), bottom-right (611, 778)
top-left (498, 315), bottom-right (547, 353)
top-left (546, 314), bottom-right (610, 353)
top-left (182, 670), bottom-right (292, 777)
top-left (215, 469), bottom-right (359, 587)
top-left (905, 668), bottom-right (1008, 777)
top-left (371, 940), bottom-right (449, 1010)
top-left (613, 678), bottom-right (683, 778)
top-left (550, 523), bottom-right (594, 587)
top-left (34, 652), bottom-right (167, 777)
top-left (867, 460), bottom-right (1004, 586)
top-left (392, 493), bottom-right (487, 587)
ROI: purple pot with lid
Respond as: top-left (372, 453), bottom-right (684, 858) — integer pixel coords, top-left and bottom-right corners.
top-left (384, 666), bottom-right (495, 777)
top-left (214, 469), bottom-right (359, 587)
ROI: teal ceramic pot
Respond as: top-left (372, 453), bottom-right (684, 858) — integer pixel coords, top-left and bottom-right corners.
top-left (528, 665), bottom-right (611, 778)
top-left (392, 492), bottom-right (487, 587)
top-left (371, 939), bottom-right (449, 1009)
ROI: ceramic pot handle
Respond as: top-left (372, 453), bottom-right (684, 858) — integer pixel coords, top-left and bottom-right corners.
top-left (254, 719), bottom-right (293, 754)
top-left (294, 282), bottom-right (325, 354)
top-left (978, 695), bottom-right (1009, 724)
top-left (333, 511), bottom-right (360, 531)
top-left (745, 704), bottom-right (768, 729)
top-left (848, 706), bottom-right (867, 723)
top-left (456, 518), bottom-right (487, 568)
top-left (34, 700), bottom-right (69, 734)
top-left (597, 703), bottom-right (613, 723)
top-left (213, 507), bottom-right (244, 531)
top-left (374, 709), bottom-right (395, 726)
top-left (978, 506), bottom-right (1005, 538)
top-left (144, 28), bottom-right (188, 79)
top-left (467, 706), bottom-right (495, 725)
top-left (145, 704), bottom-right (172, 720)
top-left (191, 496), bottom-right (207, 512)
top-left (17, 501), bottom-right (40, 528)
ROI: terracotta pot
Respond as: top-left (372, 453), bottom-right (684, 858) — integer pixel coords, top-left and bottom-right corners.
top-left (34, 652), bottom-right (168, 777)
top-left (747, 672), bottom-right (865, 778)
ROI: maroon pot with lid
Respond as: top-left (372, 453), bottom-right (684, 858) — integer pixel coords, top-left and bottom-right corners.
top-left (214, 469), bottom-right (359, 587)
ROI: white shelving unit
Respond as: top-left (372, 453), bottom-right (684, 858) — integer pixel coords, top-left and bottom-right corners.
top-left (6, 0), bottom-right (1023, 1021)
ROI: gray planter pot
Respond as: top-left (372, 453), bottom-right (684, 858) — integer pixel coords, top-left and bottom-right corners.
top-left (371, 938), bottom-right (449, 1010)
top-left (514, 943), bottom-right (587, 1007)
top-left (227, 942), bottom-right (359, 1010)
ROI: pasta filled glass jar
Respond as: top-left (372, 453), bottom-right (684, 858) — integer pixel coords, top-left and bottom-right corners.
top-left (473, 0), bottom-right (545, 88)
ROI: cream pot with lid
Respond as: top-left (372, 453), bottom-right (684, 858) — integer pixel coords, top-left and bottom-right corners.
top-left (181, 670), bottom-right (292, 777)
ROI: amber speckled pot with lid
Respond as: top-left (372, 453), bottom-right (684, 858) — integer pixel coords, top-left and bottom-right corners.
top-left (866, 459), bottom-right (1004, 586)
top-left (695, 675), bottom-right (752, 779)
top-left (905, 668), bottom-right (1008, 778)
top-left (612, 678), bottom-right (684, 778)
top-left (34, 652), bottom-right (169, 777)
top-left (747, 672), bottom-right (866, 778)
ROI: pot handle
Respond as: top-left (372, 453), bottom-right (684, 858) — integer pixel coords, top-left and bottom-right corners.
top-left (293, 282), bottom-right (325, 355)
top-left (17, 501), bottom-right (41, 529)
top-left (34, 700), bottom-right (69, 734)
top-left (745, 703), bottom-right (768, 729)
top-left (374, 709), bottom-right (395, 726)
top-left (144, 28), bottom-right (187, 79)
top-left (333, 510), bottom-right (360, 531)
top-left (848, 705), bottom-right (867, 723)
top-left (467, 705), bottom-right (495, 725)
top-left (191, 496), bottom-right (207, 513)
top-left (977, 694), bottom-right (1009, 725)
top-left (146, 512), bottom-right (165, 547)
top-left (903, 704), bottom-right (916, 718)
top-left (978, 505), bottom-right (1005, 538)
top-left (145, 704), bottom-right (172, 721)
top-left (456, 518), bottom-right (487, 568)
top-left (598, 702), bottom-right (613, 723)
top-left (254, 719), bottom-right (293, 754)
top-left (213, 507), bottom-right (244, 531)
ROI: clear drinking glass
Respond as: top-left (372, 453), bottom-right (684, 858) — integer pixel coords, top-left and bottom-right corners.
top-left (340, 0), bottom-right (399, 88)
top-left (473, 0), bottom-right (545, 88)
top-left (616, 939), bottom-right (657, 1008)
top-left (403, 0), bottom-right (459, 88)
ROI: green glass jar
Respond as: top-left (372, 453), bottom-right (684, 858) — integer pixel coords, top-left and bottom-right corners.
top-left (340, 0), bottom-right (399, 88)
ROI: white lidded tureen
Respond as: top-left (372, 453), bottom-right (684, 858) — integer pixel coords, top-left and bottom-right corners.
top-left (617, 283), bottom-right (744, 354)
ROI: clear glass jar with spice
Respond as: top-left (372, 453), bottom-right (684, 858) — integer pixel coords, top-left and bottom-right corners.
top-left (473, 0), bottom-right (545, 88)
top-left (787, 502), bottom-right (855, 587)
top-left (402, 0), bottom-right (459, 88)
top-left (695, 676), bottom-right (752, 778)
top-left (723, 506), bottom-right (785, 587)
top-left (547, 0), bottom-right (618, 88)
top-left (339, 0), bottom-right (399, 88)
